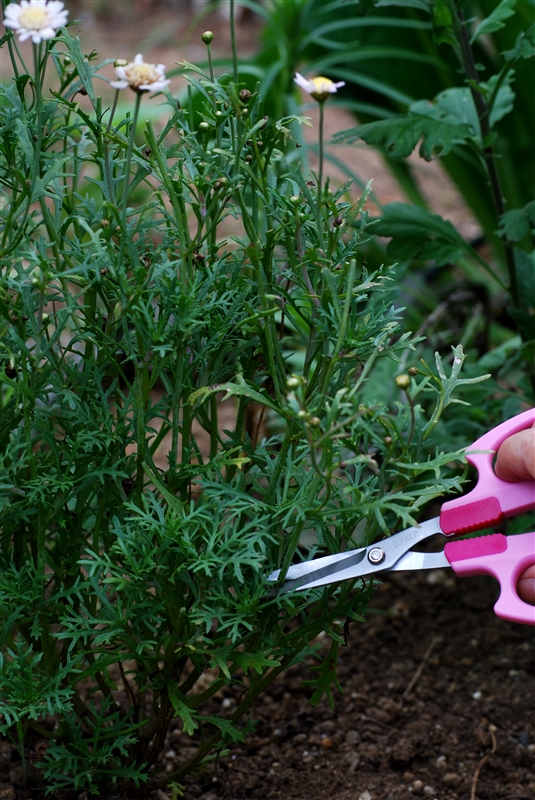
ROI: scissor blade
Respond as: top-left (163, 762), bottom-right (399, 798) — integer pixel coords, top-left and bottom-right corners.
top-left (267, 548), bottom-right (367, 584)
top-left (390, 550), bottom-right (449, 571)
top-left (268, 516), bottom-right (445, 593)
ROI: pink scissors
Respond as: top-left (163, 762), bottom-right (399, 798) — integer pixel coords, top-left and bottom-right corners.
top-left (268, 409), bottom-right (535, 626)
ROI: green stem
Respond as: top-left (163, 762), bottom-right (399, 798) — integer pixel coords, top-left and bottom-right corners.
top-left (205, 41), bottom-right (217, 117)
top-left (450, 1), bottom-right (518, 307)
top-left (118, 92), bottom-right (142, 267)
top-left (106, 88), bottom-right (120, 134)
top-left (230, 0), bottom-right (239, 83)
top-left (145, 121), bottom-right (192, 284)
top-left (318, 100), bottom-right (324, 210)
top-left (170, 347), bottom-right (184, 469)
top-left (318, 258), bottom-right (357, 401)
top-left (263, 422), bottom-right (295, 507)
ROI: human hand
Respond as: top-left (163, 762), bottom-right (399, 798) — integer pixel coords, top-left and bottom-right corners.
top-left (495, 422), bottom-right (535, 605)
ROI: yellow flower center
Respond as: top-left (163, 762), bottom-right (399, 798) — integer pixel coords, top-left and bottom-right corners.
top-left (18, 6), bottom-right (50, 30)
top-left (124, 63), bottom-right (160, 89)
top-left (311, 77), bottom-right (334, 93)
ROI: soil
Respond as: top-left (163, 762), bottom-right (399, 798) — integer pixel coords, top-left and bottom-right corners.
top-left (159, 571), bottom-right (535, 800)
top-left (1, 571), bottom-right (534, 800)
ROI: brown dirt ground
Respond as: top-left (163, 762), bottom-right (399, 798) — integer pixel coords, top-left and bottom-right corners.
top-left (1, 571), bottom-right (534, 799)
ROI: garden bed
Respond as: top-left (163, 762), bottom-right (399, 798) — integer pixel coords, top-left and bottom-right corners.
top-left (2, 570), bottom-right (534, 799)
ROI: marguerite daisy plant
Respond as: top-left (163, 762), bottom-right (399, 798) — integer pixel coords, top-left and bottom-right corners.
top-left (110, 54), bottom-right (170, 95)
top-left (294, 72), bottom-right (345, 223)
top-left (3, 0), bottom-right (68, 44)
top-left (294, 72), bottom-right (345, 104)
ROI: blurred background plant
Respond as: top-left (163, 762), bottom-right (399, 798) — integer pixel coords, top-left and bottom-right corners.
top-left (0, 0), bottom-right (529, 794)
top-left (236, 0), bottom-right (535, 416)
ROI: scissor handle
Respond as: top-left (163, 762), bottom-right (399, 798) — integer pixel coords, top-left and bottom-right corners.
top-left (444, 532), bottom-right (535, 626)
top-left (440, 408), bottom-right (535, 535)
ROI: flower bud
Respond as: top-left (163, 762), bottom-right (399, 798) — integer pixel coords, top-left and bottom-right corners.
top-left (395, 374), bottom-right (411, 390)
top-left (239, 89), bottom-right (251, 103)
top-left (41, 313), bottom-right (50, 324)
top-left (201, 31), bottom-right (214, 44)
top-left (308, 416), bottom-right (321, 427)
top-left (408, 367), bottom-right (419, 376)
top-left (384, 436), bottom-right (393, 446)
top-left (332, 217), bottom-right (343, 227)
top-left (286, 376), bottom-right (300, 390)
top-left (199, 121), bottom-right (210, 133)
top-left (114, 59), bottom-right (128, 68)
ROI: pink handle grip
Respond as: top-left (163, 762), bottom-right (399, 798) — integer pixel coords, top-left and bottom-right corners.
top-left (445, 532), bottom-right (535, 626)
top-left (440, 408), bottom-right (535, 535)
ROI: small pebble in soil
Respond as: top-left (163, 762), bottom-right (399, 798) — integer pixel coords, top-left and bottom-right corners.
top-left (472, 690), bottom-right (482, 699)
top-left (435, 755), bottom-right (447, 768)
top-left (423, 787), bottom-right (436, 797)
top-left (345, 729), bottom-right (361, 745)
top-left (358, 792), bottom-right (372, 800)
top-left (442, 772), bottom-right (461, 787)
top-left (412, 780), bottom-right (424, 794)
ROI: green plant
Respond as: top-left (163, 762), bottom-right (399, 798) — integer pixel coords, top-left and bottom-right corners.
top-left (1, 2), bottom-right (488, 794)
top-left (243, 0), bottom-right (534, 401)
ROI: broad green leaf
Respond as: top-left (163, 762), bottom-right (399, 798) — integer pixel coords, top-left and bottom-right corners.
top-left (470, 0), bottom-right (516, 44)
top-left (478, 336), bottom-right (522, 370)
top-left (411, 87), bottom-right (479, 133)
top-left (514, 248), bottom-right (535, 310)
top-left (503, 23), bottom-right (535, 61)
top-left (333, 115), bottom-right (473, 160)
top-left (373, 203), bottom-right (471, 265)
top-left (431, 0), bottom-right (458, 50)
top-left (483, 71), bottom-right (516, 127)
top-left (508, 307), bottom-right (535, 339)
top-left (498, 201), bottom-right (535, 241)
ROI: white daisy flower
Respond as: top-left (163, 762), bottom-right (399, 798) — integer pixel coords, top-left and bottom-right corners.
top-left (3, 0), bottom-right (68, 44)
top-left (294, 72), bottom-right (345, 103)
top-left (110, 54), bottom-right (170, 95)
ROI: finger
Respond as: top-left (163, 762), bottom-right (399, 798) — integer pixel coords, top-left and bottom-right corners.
top-left (517, 563), bottom-right (535, 606)
top-left (495, 424), bottom-right (535, 482)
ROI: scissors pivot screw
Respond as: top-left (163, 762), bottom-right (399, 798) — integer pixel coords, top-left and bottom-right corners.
top-left (368, 547), bottom-right (386, 565)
